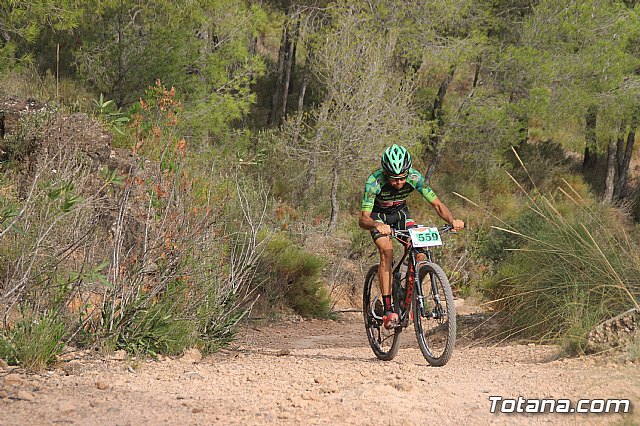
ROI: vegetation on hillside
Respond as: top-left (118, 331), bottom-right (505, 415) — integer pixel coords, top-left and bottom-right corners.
top-left (1, 0), bottom-right (640, 367)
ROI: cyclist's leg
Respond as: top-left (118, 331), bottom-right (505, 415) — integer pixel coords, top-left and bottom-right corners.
top-left (373, 230), bottom-right (393, 298)
top-left (371, 212), bottom-right (399, 328)
top-left (370, 213), bottom-right (394, 301)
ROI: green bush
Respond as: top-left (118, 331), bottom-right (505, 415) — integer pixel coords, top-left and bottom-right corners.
top-left (256, 233), bottom-right (332, 318)
top-left (104, 297), bottom-right (196, 357)
top-left (0, 310), bottom-right (65, 370)
top-left (98, 274), bottom-right (251, 357)
top-left (0, 334), bottom-right (16, 365)
top-left (478, 202), bottom-right (546, 263)
top-left (484, 181), bottom-right (640, 354)
top-left (504, 140), bottom-right (569, 190)
top-left (197, 301), bottom-right (247, 354)
top-left (0, 107), bottom-right (55, 166)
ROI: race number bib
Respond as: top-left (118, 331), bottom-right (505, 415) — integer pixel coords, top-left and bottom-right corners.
top-left (409, 227), bottom-right (442, 247)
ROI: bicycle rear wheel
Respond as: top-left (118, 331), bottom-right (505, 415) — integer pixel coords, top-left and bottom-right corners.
top-left (363, 264), bottom-right (402, 361)
top-left (413, 263), bottom-right (456, 366)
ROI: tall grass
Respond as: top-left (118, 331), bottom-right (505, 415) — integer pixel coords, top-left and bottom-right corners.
top-left (0, 65), bottom-right (94, 111)
top-left (0, 309), bottom-right (64, 370)
top-left (473, 150), bottom-right (640, 354)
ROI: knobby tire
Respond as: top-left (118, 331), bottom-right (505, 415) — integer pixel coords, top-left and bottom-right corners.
top-left (413, 263), bottom-right (456, 366)
top-left (363, 264), bottom-right (401, 361)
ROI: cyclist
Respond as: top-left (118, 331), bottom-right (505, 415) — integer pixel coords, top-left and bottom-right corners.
top-left (359, 144), bottom-right (464, 329)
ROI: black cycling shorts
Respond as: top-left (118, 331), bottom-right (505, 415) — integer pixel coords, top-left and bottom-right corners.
top-left (370, 206), bottom-right (417, 241)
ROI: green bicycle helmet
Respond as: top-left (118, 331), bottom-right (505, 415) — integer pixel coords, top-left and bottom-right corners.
top-left (381, 144), bottom-right (412, 177)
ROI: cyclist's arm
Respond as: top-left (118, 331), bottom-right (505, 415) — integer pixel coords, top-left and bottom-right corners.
top-left (430, 198), bottom-right (465, 230)
top-left (359, 211), bottom-right (391, 235)
top-left (359, 172), bottom-right (391, 235)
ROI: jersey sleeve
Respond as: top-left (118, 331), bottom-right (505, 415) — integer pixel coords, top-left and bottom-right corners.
top-left (407, 168), bottom-right (438, 203)
top-left (361, 173), bottom-right (381, 212)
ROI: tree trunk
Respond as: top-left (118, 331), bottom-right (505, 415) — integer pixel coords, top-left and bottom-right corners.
top-left (432, 65), bottom-right (456, 124)
top-left (327, 162), bottom-right (340, 234)
top-left (471, 58), bottom-right (481, 89)
top-left (603, 139), bottom-right (616, 203)
top-left (425, 64), bottom-right (456, 180)
top-left (267, 9), bottom-right (291, 126)
top-left (292, 50), bottom-right (311, 147)
top-left (299, 101), bottom-right (329, 201)
top-left (279, 18), bottom-right (299, 124)
top-left (613, 126), bottom-right (636, 200)
top-left (582, 106), bottom-right (598, 170)
top-left (425, 149), bottom-right (442, 182)
top-left (616, 125), bottom-right (625, 171)
top-left (114, 14), bottom-right (126, 107)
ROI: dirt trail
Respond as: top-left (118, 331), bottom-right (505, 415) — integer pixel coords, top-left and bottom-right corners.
top-left (1, 312), bottom-right (639, 425)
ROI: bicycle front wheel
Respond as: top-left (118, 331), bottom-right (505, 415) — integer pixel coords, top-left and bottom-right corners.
top-left (413, 263), bottom-right (456, 366)
top-left (363, 264), bottom-right (402, 361)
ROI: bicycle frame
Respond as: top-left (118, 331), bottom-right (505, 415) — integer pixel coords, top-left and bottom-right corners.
top-left (391, 225), bottom-right (453, 325)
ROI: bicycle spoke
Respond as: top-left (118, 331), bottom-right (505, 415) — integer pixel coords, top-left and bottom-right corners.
top-left (363, 264), bottom-right (402, 361)
top-left (413, 263), bottom-right (456, 366)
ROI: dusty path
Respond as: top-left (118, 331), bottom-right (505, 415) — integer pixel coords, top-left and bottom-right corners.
top-left (1, 313), bottom-right (639, 425)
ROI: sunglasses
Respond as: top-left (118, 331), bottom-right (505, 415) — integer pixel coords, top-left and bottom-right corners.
top-left (386, 173), bottom-right (408, 179)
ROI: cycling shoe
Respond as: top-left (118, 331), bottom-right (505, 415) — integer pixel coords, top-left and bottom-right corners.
top-left (382, 311), bottom-right (399, 329)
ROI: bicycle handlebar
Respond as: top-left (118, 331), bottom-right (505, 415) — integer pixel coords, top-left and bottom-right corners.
top-left (391, 223), bottom-right (456, 238)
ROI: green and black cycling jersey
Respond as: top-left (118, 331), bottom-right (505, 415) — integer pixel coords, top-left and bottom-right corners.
top-left (361, 167), bottom-right (438, 215)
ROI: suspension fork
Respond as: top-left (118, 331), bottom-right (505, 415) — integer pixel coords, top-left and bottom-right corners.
top-left (414, 250), bottom-right (442, 318)
top-left (413, 250), bottom-right (426, 315)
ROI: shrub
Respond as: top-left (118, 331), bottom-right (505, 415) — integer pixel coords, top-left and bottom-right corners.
top-left (84, 84), bottom-right (268, 356)
top-left (485, 177), bottom-right (640, 354)
top-left (0, 83), bottom-right (269, 361)
top-left (256, 233), bottom-right (332, 318)
top-left (102, 294), bottom-right (196, 357)
top-left (0, 309), bottom-right (64, 370)
top-left (478, 202), bottom-right (546, 263)
top-left (0, 106), bottom-right (56, 165)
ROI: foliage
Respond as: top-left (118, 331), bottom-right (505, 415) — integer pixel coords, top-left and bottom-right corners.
top-left (86, 82), bottom-right (266, 356)
top-left (514, 0), bottom-right (640, 152)
top-left (447, 96), bottom-right (525, 170)
top-left (0, 106), bottom-right (56, 166)
top-left (0, 309), bottom-right (65, 370)
top-left (255, 233), bottom-right (332, 318)
top-left (92, 94), bottom-right (129, 135)
top-left (482, 176), bottom-right (640, 354)
top-left (73, 0), bottom-right (193, 107)
top-left (0, 0), bottom-right (81, 71)
top-left (0, 83), bottom-right (269, 360)
top-left (102, 292), bottom-right (195, 357)
top-left (73, 0), bottom-right (267, 142)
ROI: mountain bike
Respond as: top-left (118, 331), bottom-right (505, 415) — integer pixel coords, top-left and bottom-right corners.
top-left (363, 224), bottom-right (457, 366)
